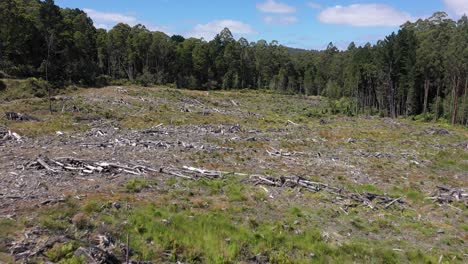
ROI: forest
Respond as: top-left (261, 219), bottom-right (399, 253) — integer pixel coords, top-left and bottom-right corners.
top-left (0, 0), bottom-right (467, 124)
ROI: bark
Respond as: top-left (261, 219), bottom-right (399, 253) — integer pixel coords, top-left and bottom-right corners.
top-left (460, 77), bottom-right (468, 125)
top-left (45, 31), bottom-right (54, 114)
top-left (451, 76), bottom-right (460, 125)
top-left (435, 79), bottom-right (440, 120)
top-left (423, 78), bottom-right (430, 114)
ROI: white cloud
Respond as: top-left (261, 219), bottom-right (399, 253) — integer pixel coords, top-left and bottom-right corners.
top-left (95, 24), bottom-right (110, 30)
top-left (307, 2), bottom-right (322, 10)
top-left (188, 20), bottom-right (256, 40)
top-left (84, 8), bottom-right (171, 34)
top-left (256, 0), bottom-right (296, 14)
top-left (444, 0), bottom-right (468, 16)
top-left (318, 4), bottom-right (412, 27)
top-left (263, 16), bottom-right (298, 25)
top-left (83, 9), bottom-right (137, 28)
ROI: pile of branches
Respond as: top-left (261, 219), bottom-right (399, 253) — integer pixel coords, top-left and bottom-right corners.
top-left (0, 128), bottom-right (22, 145)
top-left (80, 137), bottom-right (230, 151)
top-left (78, 124), bottom-right (233, 151)
top-left (4, 112), bottom-right (40, 121)
top-left (251, 175), bottom-right (404, 210)
top-left (160, 165), bottom-right (403, 210)
top-left (160, 166), bottom-right (231, 180)
top-left (428, 186), bottom-right (467, 204)
top-left (266, 147), bottom-right (306, 157)
top-left (8, 229), bottom-right (122, 263)
top-left (423, 127), bottom-right (451, 135)
top-left (26, 157), bottom-right (158, 176)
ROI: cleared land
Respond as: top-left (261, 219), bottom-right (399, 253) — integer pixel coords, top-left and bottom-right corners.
top-left (0, 83), bottom-right (467, 263)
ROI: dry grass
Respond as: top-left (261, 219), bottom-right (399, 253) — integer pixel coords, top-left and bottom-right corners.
top-left (0, 84), bottom-right (466, 263)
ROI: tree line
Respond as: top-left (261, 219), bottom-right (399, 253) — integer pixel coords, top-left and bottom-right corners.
top-left (0, 0), bottom-right (467, 124)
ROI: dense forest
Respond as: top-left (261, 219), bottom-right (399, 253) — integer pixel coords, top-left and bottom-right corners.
top-left (0, 0), bottom-right (467, 124)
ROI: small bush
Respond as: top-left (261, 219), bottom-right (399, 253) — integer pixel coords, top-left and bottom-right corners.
top-left (110, 78), bottom-right (133, 86)
top-left (28, 77), bottom-right (48, 98)
top-left (45, 242), bottom-right (80, 262)
top-left (0, 80), bottom-right (6, 92)
top-left (72, 213), bottom-right (90, 230)
top-left (83, 200), bottom-right (101, 214)
top-left (303, 108), bottom-right (324, 118)
top-left (413, 113), bottom-right (434, 122)
top-left (289, 207), bottom-right (303, 217)
top-left (136, 71), bottom-right (156, 87)
top-left (226, 184), bottom-right (247, 202)
top-left (327, 97), bottom-right (356, 116)
top-left (125, 178), bottom-right (149, 193)
top-left (95, 75), bottom-right (111, 87)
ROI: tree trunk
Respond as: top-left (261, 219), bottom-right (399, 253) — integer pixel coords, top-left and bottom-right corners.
top-left (45, 31), bottom-right (54, 114)
top-left (451, 76), bottom-right (460, 125)
top-left (435, 79), bottom-right (440, 121)
top-left (423, 78), bottom-right (430, 114)
top-left (464, 78), bottom-right (468, 125)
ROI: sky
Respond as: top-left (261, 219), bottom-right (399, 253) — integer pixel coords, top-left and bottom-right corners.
top-left (55, 0), bottom-right (468, 50)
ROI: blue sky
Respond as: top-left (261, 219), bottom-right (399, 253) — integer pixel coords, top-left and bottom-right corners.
top-left (55, 0), bottom-right (468, 50)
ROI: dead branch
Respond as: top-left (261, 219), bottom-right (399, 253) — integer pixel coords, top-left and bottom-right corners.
top-left (4, 112), bottom-right (40, 122)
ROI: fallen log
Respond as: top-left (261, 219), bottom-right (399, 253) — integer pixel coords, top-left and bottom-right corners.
top-left (4, 112), bottom-right (40, 121)
top-left (27, 156), bottom-right (159, 176)
top-left (427, 186), bottom-right (467, 204)
top-left (251, 175), bottom-right (404, 210)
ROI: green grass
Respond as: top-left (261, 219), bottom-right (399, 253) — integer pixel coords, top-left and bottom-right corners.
top-left (0, 218), bottom-right (22, 256)
top-left (1, 84), bottom-right (467, 263)
top-left (28, 192), bottom-right (456, 263)
top-left (353, 184), bottom-right (384, 195)
top-left (38, 198), bottom-right (80, 232)
top-left (45, 242), bottom-right (82, 263)
top-left (120, 204), bottom-right (410, 263)
top-left (432, 149), bottom-right (468, 172)
top-left (0, 78), bottom-right (48, 101)
top-left (125, 178), bottom-right (150, 193)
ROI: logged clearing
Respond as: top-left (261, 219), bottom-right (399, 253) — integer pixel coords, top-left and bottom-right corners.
top-left (0, 85), bottom-right (467, 263)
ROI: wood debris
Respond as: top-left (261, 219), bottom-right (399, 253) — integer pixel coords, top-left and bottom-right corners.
top-left (427, 186), bottom-right (467, 204)
top-left (251, 175), bottom-right (404, 210)
top-left (287, 120), bottom-right (299, 126)
top-left (160, 166), bottom-right (240, 180)
top-left (0, 129), bottom-right (23, 144)
top-left (4, 112), bottom-right (40, 121)
top-left (267, 147), bottom-right (305, 157)
top-left (9, 229), bottom-right (122, 263)
top-left (159, 166), bottom-right (403, 210)
top-left (423, 127), bottom-right (451, 135)
top-left (27, 157), bottom-right (158, 176)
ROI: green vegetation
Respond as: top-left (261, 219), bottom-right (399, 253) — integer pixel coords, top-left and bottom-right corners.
top-left (0, 65), bottom-right (466, 262)
top-left (21, 187), bottom-right (463, 264)
top-left (45, 242), bottom-right (82, 263)
top-left (0, 78), bottom-right (48, 101)
top-left (125, 178), bottom-right (150, 193)
top-left (0, 80), bottom-right (5, 92)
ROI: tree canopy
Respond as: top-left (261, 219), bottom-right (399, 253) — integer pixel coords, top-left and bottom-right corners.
top-left (0, 0), bottom-right (467, 124)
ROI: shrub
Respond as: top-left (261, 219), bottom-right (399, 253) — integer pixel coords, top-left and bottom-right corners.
top-left (83, 200), bottom-right (101, 214)
top-left (95, 75), bottom-right (111, 87)
top-left (0, 80), bottom-right (6, 92)
top-left (45, 242), bottom-right (80, 262)
top-left (72, 213), bottom-right (90, 230)
top-left (303, 108), bottom-right (324, 118)
top-left (136, 71), bottom-right (156, 87)
top-left (125, 178), bottom-right (149, 193)
top-left (0, 70), bottom-right (9, 78)
top-left (413, 112), bottom-right (434, 122)
top-left (28, 77), bottom-right (48, 98)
